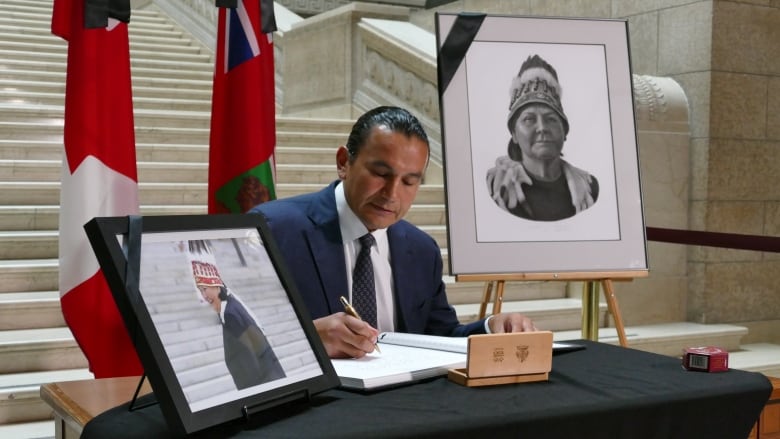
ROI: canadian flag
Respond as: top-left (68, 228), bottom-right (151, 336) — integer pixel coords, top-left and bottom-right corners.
top-left (52, 0), bottom-right (143, 377)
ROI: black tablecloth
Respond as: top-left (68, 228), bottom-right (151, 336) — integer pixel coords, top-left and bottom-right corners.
top-left (82, 340), bottom-right (772, 439)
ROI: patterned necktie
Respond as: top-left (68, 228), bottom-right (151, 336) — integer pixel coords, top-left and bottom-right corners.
top-left (351, 233), bottom-right (377, 327)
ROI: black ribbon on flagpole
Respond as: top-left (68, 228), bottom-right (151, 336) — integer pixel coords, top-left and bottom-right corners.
top-left (216, 0), bottom-right (277, 33)
top-left (85, 0), bottom-right (131, 28)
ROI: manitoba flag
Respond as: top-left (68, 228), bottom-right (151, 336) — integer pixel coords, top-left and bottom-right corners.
top-left (52, 0), bottom-right (143, 377)
top-left (209, 0), bottom-right (278, 214)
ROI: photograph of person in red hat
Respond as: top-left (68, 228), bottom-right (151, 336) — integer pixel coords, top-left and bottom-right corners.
top-left (191, 251), bottom-right (286, 390)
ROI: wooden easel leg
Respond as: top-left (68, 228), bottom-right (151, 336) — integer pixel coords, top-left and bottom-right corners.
top-left (491, 280), bottom-right (505, 315)
top-left (581, 281), bottom-right (600, 341)
top-left (479, 281), bottom-right (494, 319)
top-left (601, 279), bottom-right (627, 347)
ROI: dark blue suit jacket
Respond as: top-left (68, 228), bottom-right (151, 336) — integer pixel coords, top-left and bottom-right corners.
top-left (249, 181), bottom-right (486, 337)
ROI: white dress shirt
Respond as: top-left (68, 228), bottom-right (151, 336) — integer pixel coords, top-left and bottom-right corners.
top-left (335, 182), bottom-right (395, 332)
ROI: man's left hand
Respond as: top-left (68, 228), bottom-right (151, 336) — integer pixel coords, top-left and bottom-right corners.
top-left (488, 312), bottom-right (537, 333)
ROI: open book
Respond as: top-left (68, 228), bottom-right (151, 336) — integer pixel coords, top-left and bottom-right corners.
top-left (331, 332), bottom-right (583, 390)
top-left (330, 333), bottom-right (467, 391)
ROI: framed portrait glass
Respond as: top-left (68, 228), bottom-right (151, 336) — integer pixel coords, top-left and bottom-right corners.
top-left (436, 13), bottom-right (648, 276)
top-left (85, 214), bottom-right (338, 435)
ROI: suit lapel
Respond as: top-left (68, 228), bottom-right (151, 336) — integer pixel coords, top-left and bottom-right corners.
top-left (304, 183), bottom-right (348, 315)
top-left (388, 225), bottom-right (419, 332)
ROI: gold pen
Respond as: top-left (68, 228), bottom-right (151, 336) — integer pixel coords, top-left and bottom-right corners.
top-left (339, 296), bottom-right (381, 353)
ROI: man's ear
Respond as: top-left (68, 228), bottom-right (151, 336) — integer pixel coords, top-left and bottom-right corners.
top-left (336, 146), bottom-right (349, 179)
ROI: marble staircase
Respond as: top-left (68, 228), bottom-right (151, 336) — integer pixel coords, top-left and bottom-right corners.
top-left (0, 0), bottom-right (777, 437)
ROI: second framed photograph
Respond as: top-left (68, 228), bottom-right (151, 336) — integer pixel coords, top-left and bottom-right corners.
top-left (85, 214), bottom-right (339, 436)
top-left (436, 13), bottom-right (648, 276)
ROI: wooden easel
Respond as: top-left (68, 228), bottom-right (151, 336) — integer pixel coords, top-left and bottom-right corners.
top-left (456, 271), bottom-right (648, 347)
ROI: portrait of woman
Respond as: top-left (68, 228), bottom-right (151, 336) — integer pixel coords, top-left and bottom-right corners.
top-left (486, 54), bottom-right (599, 221)
top-left (191, 256), bottom-right (286, 390)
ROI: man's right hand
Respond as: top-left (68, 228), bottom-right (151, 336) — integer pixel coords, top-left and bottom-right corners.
top-left (314, 313), bottom-right (379, 359)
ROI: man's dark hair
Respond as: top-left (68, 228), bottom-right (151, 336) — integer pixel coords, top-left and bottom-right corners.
top-left (345, 106), bottom-right (429, 161)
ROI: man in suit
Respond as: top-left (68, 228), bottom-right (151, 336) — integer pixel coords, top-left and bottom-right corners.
top-left (250, 106), bottom-right (536, 359)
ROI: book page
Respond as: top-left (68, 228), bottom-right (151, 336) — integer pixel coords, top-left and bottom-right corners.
top-left (378, 332), bottom-right (468, 353)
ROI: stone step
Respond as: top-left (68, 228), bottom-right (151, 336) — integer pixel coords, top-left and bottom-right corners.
top-left (0, 231), bottom-right (58, 260)
top-left (730, 344), bottom-right (780, 378)
top-left (0, 121), bottom-right (346, 146)
top-left (0, 78), bottom-right (212, 101)
top-left (0, 39), bottom-right (213, 64)
top-left (0, 29), bottom-right (204, 53)
top-left (0, 0), bottom-right (162, 18)
top-left (0, 139), bottom-right (340, 164)
top-left (0, 0), bottom-right (59, 15)
top-left (0, 328), bottom-right (88, 375)
top-left (0, 88), bottom-right (213, 112)
top-left (0, 159), bottom-right (211, 183)
top-left (0, 57), bottom-right (214, 81)
top-left (0, 95), bottom-right (348, 141)
top-left (276, 146), bottom-right (337, 165)
top-left (0, 291), bottom-right (64, 331)
top-left (0, 260), bottom-right (58, 294)
top-left (0, 3), bottom-right (166, 25)
top-left (0, 66), bottom-right (214, 90)
top-left (0, 46), bottom-right (213, 71)
top-left (0, 120), bottom-right (210, 144)
top-left (0, 182), bottom-right (209, 207)
top-left (554, 322), bottom-right (750, 357)
top-left (447, 280), bottom-right (567, 309)
top-left (0, 368), bottom-right (91, 426)
top-left (0, 420), bottom-right (53, 439)
top-left (1, 103), bottom-right (213, 129)
top-left (276, 164), bottom-right (338, 185)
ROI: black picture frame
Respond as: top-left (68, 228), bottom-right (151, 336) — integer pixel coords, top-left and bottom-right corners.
top-left (85, 214), bottom-right (338, 436)
top-left (436, 13), bottom-right (648, 276)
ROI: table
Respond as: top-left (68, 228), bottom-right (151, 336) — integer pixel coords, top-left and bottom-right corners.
top-left (40, 376), bottom-right (152, 439)
top-left (60, 341), bottom-right (771, 439)
top-left (755, 376), bottom-right (780, 438)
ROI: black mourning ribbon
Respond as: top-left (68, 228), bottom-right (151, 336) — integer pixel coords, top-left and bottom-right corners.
top-left (215, 0), bottom-right (277, 33)
top-left (85, 0), bottom-right (131, 29)
top-left (437, 13), bottom-right (486, 94)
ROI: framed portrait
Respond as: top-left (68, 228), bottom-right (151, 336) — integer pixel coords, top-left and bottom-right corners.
top-left (436, 13), bottom-right (648, 275)
top-left (85, 214), bottom-right (338, 436)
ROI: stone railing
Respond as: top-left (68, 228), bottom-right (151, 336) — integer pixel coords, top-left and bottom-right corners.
top-left (153, 0), bottom-right (219, 50)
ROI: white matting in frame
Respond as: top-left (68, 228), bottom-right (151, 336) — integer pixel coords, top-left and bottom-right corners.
top-left (436, 13), bottom-right (647, 275)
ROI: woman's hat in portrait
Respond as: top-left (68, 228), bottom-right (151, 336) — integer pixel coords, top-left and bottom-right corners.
top-left (507, 54), bottom-right (569, 135)
top-left (191, 260), bottom-right (225, 287)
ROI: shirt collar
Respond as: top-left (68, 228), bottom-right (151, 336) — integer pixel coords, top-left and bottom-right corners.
top-left (218, 297), bottom-right (227, 325)
top-left (335, 181), bottom-right (388, 243)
